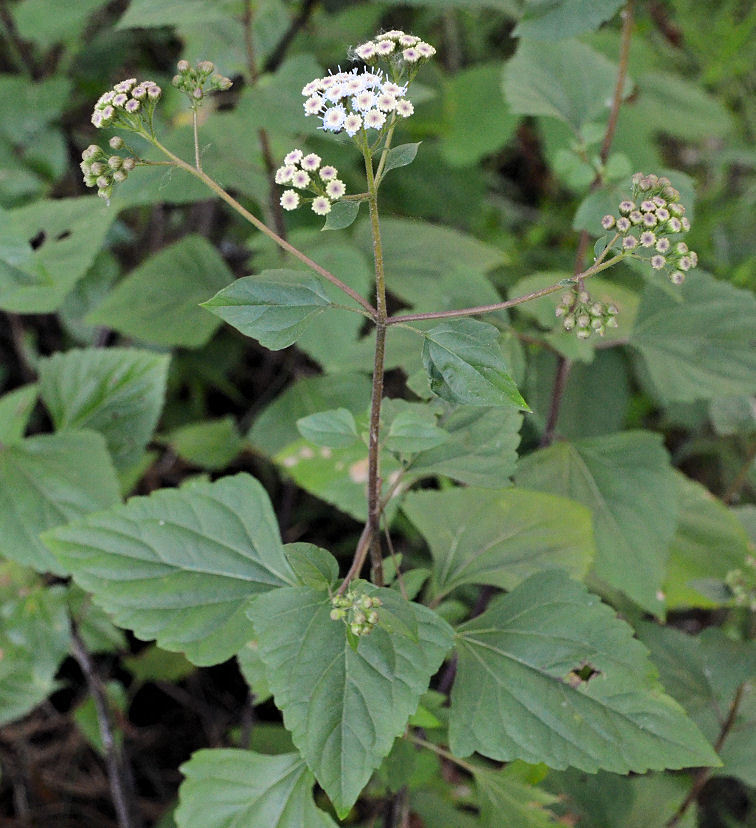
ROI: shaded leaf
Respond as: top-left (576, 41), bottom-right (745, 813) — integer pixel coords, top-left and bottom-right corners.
top-left (296, 408), bottom-right (359, 449)
top-left (284, 543), bottom-right (339, 590)
top-left (473, 763), bottom-right (560, 827)
top-left (513, 0), bottom-right (625, 40)
top-left (381, 143), bottom-right (421, 175)
top-left (164, 417), bottom-right (243, 471)
top-left (0, 383), bottom-right (38, 446)
top-left (322, 199), bottom-right (361, 231)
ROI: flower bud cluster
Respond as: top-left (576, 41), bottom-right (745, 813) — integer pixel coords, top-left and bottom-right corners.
top-left (330, 588), bottom-right (382, 637)
top-left (725, 557), bottom-right (756, 612)
top-left (275, 149), bottom-right (347, 216)
top-left (172, 59), bottom-right (233, 103)
top-left (90, 78), bottom-right (162, 130)
top-left (600, 173), bottom-right (698, 285)
top-left (555, 288), bottom-right (618, 339)
top-left (302, 67), bottom-right (415, 137)
top-left (80, 140), bottom-right (137, 201)
top-left (353, 30), bottom-right (436, 67)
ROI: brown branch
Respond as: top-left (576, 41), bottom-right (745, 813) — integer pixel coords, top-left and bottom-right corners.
top-left (723, 441), bottom-right (756, 504)
top-left (0, 0), bottom-right (41, 78)
top-left (666, 684), bottom-right (746, 827)
top-left (70, 624), bottom-right (137, 828)
top-left (262, 0), bottom-right (318, 75)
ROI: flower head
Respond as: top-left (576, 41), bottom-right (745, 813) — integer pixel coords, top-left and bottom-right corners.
top-left (312, 196), bottom-right (332, 215)
top-left (280, 190), bottom-right (299, 210)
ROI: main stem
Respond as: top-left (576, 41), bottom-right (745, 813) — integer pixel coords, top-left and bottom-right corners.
top-left (364, 141), bottom-right (386, 587)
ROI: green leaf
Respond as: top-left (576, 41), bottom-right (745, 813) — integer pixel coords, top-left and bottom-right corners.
top-left (237, 640), bottom-right (272, 704)
top-left (515, 432), bottom-right (678, 614)
top-left (284, 543), bottom-right (339, 590)
top-left (0, 431), bottom-right (120, 573)
top-left (0, 584), bottom-right (70, 726)
top-left (248, 586), bottom-right (454, 817)
top-left (275, 437), bottom-right (403, 522)
top-left (638, 623), bottom-right (756, 787)
top-left (14, 0), bottom-right (109, 48)
top-left (123, 645), bottom-right (195, 684)
top-left (403, 487), bottom-right (594, 600)
top-left (663, 473), bottom-right (751, 609)
top-left (296, 408), bottom-right (359, 449)
top-left (0, 383), bottom-right (38, 446)
top-left (322, 199), bottom-right (361, 231)
top-left (384, 406), bottom-right (449, 454)
top-left (87, 236), bottom-right (235, 348)
top-left (473, 763), bottom-right (560, 827)
top-left (0, 76), bottom-right (70, 144)
top-left (441, 63), bottom-right (519, 167)
top-left (709, 395), bottom-right (756, 436)
top-left (409, 405), bottom-right (522, 488)
top-left (202, 269), bottom-right (335, 350)
top-left (381, 143), bottom-right (421, 176)
top-left (0, 197), bottom-right (116, 313)
top-left (164, 417), bottom-right (243, 471)
top-left (504, 39), bottom-right (627, 132)
top-left (423, 319), bottom-right (530, 409)
top-left (513, 0), bottom-right (625, 40)
top-left (630, 272), bottom-right (756, 403)
top-left (450, 570), bottom-right (721, 772)
top-left (38, 348), bottom-right (169, 469)
top-left (176, 749), bottom-right (337, 828)
top-left (41, 474), bottom-right (295, 665)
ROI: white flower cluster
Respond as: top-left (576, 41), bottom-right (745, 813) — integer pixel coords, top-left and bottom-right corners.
top-left (91, 78), bottom-right (162, 129)
top-left (302, 68), bottom-right (414, 136)
top-left (353, 30), bottom-right (436, 64)
top-left (275, 149), bottom-right (347, 216)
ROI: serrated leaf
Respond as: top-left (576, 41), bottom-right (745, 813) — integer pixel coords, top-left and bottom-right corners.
top-left (202, 269), bottom-right (335, 350)
top-left (473, 764), bottom-right (560, 827)
top-left (663, 473), bottom-right (751, 608)
top-left (237, 640), bottom-right (272, 704)
top-left (38, 348), bottom-right (169, 468)
top-left (284, 543), bottom-right (339, 589)
top-left (176, 749), bottom-right (337, 828)
top-left (381, 143), bottom-right (421, 175)
top-left (630, 272), bottom-right (756, 403)
top-left (42, 474), bottom-right (296, 665)
top-left (296, 408), bottom-right (359, 449)
top-left (403, 487), bottom-right (594, 600)
top-left (87, 236), bottom-right (235, 348)
top-left (384, 409), bottom-right (449, 454)
top-left (409, 405), bottom-right (522, 487)
top-left (0, 431), bottom-right (120, 573)
top-left (422, 319), bottom-right (530, 409)
top-left (0, 383), bottom-right (38, 446)
top-left (322, 199), bottom-right (361, 231)
top-left (0, 197), bottom-right (116, 313)
top-left (504, 39), bottom-right (627, 132)
top-left (513, 0), bottom-right (625, 40)
top-left (450, 570), bottom-right (720, 772)
top-left (248, 586), bottom-right (454, 817)
top-left (515, 432), bottom-right (677, 614)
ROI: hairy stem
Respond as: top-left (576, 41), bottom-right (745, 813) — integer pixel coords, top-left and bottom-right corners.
top-left (409, 735), bottom-right (476, 774)
top-left (385, 250), bottom-right (622, 325)
top-left (149, 137), bottom-right (377, 316)
top-left (70, 623), bottom-right (135, 828)
top-left (192, 108), bottom-right (202, 171)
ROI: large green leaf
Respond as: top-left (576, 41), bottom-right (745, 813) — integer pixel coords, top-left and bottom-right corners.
top-left (473, 763), bottom-right (560, 827)
top-left (248, 585), bottom-right (454, 817)
top-left (0, 583), bottom-right (71, 726)
top-left (42, 474), bottom-right (296, 665)
top-left (176, 749), bottom-right (337, 828)
top-left (38, 348), bottom-right (169, 468)
top-left (403, 487), bottom-right (594, 599)
top-left (0, 383), bottom-right (38, 446)
top-left (409, 405), bottom-right (522, 488)
top-left (87, 235), bottom-right (234, 348)
top-left (450, 570), bottom-right (720, 772)
top-left (663, 473), bottom-right (751, 608)
top-left (423, 319), bottom-right (529, 409)
top-left (0, 197), bottom-right (116, 313)
top-left (504, 39), bottom-right (626, 132)
top-left (202, 270), bottom-right (336, 350)
top-left (513, 0), bottom-right (625, 40)
top-left (0, 431), bottom-right (120, 573)
top-left (630, 272), bottom-right (756, 403)
top-left (515, 432), bottom-right (678, 614)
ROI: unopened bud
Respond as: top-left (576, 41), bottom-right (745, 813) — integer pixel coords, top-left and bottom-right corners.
top-left (198, 60), bottom-right (215, 74)
top-left (109, 135), bottom-right (124, 150)
top-left (113, 169), bottom-right (127, 183)
top-left (122, 157), bottom-right (136, 171)
top-left (177, 59), bottom-right (190, 73)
